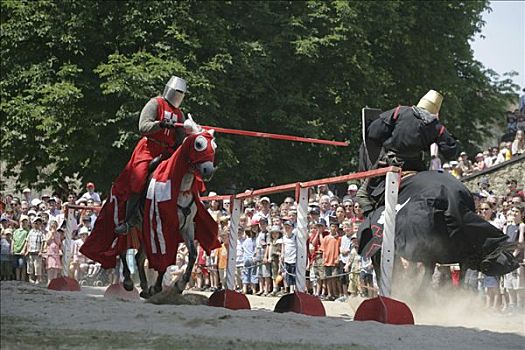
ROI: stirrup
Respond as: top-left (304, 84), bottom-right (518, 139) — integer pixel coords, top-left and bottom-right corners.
top-left (114, 222), bottom-right (130, 235)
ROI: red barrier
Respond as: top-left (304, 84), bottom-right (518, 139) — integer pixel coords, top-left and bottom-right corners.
top-left (104, 283), bottom-right (140, 300)
top-left (48, 277), bottom-right (81, 292)
top-left (208, 289), bottom-right (251, 310)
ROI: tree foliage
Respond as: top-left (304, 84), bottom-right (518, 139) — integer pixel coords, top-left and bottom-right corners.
top-left (1, 0), bottom-right (517, 195)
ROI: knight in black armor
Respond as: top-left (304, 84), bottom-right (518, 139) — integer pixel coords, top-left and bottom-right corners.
top-left (357, 90), bottom-right (459, 214)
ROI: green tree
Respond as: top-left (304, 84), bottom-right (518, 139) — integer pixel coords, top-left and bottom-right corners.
top-left (1, 0), bottom-right (517, 196)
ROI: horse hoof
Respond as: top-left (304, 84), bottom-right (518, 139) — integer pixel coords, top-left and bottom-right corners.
top-left (123, 279), bottom-right (134, 292)
top-left (148, 285), bottom-right (161, 296)
top-left (140, 290), bottom-right (151, 299)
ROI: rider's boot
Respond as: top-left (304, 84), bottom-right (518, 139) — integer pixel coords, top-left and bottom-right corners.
top-left (115, 192), bottom-right (142, 235)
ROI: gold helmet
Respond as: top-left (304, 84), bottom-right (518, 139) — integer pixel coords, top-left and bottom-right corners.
top-left (417, 90), bottom-right (443, 115)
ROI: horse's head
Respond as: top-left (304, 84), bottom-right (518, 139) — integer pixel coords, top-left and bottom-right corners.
top-left (182, 115), bottom-right (217, 181)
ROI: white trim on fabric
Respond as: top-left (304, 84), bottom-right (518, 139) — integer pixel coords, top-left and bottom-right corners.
top-left (147, 179), bottom-right (158, 254)
top-left (110, 187), bottom-right (119, 225)
top-left (153, 180), bottom-right (171, 255)
top-left (110, 237), bottom-right (118, 249)
top-left (146, 179), bottom-right (172, 255)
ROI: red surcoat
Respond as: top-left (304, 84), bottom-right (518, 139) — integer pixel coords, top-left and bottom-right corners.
top-left (125, 97), bottom-right (183, 194)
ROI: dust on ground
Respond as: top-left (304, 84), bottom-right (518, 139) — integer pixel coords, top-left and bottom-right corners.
top-left (0, 281), bottom-right (523, 350)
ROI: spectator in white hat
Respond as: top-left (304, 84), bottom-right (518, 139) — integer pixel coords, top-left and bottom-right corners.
top-left (30, 198), bottom-right (42, 210)
top-left (458, 152), bottom-right (473, 176)
top-left (24, 216), bottom-right (45, 284)
top-left (442, 162), bottom-right (452, 175)
top-left (78, 182), bottom-right (101, 205)
top-left (22, 188), bottom-right (32, 203)
top-left (253, 196), bottom-right (271, 223)
top-left (343, 184), bottom-right (358, 203)
top-left (449, 160), bottom-right (461, 178)
top-left (474, 153), bottom-right (487, 172)
top-left (206, 192), bottom-right (224, 222)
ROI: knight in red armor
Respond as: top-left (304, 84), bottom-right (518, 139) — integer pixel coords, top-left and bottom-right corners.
top-left (114, 76), bottom-right (187, 234)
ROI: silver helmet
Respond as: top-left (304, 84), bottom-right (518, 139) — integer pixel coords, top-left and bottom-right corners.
top-left (162, 76), bottom-right (187, 108)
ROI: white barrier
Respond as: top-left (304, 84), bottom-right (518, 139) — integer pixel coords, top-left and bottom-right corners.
top-left (205, 166), bottom-right (401, 297)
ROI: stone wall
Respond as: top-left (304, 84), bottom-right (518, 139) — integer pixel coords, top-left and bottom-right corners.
top-left (461, 154), bottom-right (525, 194)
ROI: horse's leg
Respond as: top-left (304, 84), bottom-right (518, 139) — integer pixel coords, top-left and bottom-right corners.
top-left (120, 252), bottom-right (134, 291)
top-left (135, 247), bottom-right (150, 298)
top-left (148, 270), bottom-right (164, 296)
top-left (174, 223), bottom-right (196, 294)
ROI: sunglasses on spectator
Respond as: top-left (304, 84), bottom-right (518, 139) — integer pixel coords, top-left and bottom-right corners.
top-left (284, 201), bottom-right (293, 204)
top-left (479, 207), bottom-right (491, 211)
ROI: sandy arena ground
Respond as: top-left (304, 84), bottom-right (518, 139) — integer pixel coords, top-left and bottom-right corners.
top-left (1, 281), bottom-right (523, 349)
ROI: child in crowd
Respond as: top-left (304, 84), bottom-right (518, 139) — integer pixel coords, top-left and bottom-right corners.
top-left (23, 216), bottom-right (45, 284)
top-left (281, 220), bottom-right (297, 293)
top-left (0, 229), bottom-right (14, 280)
top-left (360, 255), bottom-right (375, 297)
top-left (320, 218), bottom-right (340, 300)
top-left (235, 226), bottom-right (246, 290)
top-left (193, 242), bottom-right (207, 290)
top-left (241, 227), bottom-right (258, 294)
top-left (310, 219), bottom-right (328, 297)
top-left (217, 232), bottom-right (228, 289)
top-left (338, 220), bottom-right (353, 300)
top-left (256, 218), bottom-right (271, 295)
top-left (345, 235), bottom-right (361, 297)
top-left (267, 225), bottom-right (282, 295)
top-left (162, 254), bottom-right (187, 289)
top-left (44, 220), bottom-right (62, 285)
top-left (12, 215), bottom-right (29, 281)
top-left (70, 227), bottom-right (89, 281)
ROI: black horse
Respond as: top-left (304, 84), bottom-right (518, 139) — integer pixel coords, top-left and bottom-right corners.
top-left (357, 169), bottom-right (519, 288)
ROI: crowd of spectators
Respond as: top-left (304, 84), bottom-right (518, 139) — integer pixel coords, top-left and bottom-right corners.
top-left (0, 183), bottom-right (105, 286)
top-left (197, 180), bottom-right (524, 313)
top-left (0, 110), bottom-right (523, 313)
top-left (462, 177), bottom-right (525, 314)
top-left (3, 175), bottom-right (521, 314)
top-left (434, 109), bottom-right (524, 178)
top-left (167, 185), bottom-right (376, 301)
